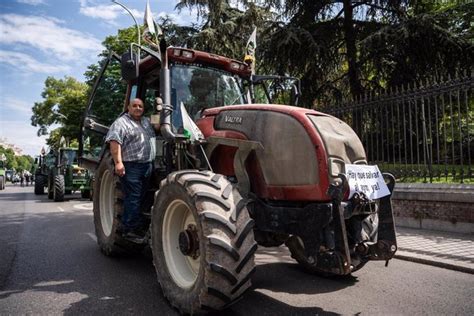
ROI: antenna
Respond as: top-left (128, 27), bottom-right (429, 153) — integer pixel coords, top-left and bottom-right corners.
top-left (111, 0), bottom-right (141, 48)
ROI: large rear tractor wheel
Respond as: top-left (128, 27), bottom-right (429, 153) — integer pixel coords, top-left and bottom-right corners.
top-left (53, 175), bottom-right (65, 202)
top-left (93, 152), bottom-right (142, 256)
top-left (34, 175), bottom-right (45, 195)
top-left (152, 170), bottom-right (257, 314)
top-left (0, 176), bottom-right (4, 190)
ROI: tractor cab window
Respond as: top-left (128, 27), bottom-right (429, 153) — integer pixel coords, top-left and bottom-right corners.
top-left (60, 149), bottom-right (78, 166)
top-left (252, 84), bottom-right (269, 104)
top-left (170, 64), bottom-right (245, 130)
top-left (251, 76), bottom-right (300, 106)
top-left (81, 54), bottom-right (127, 167)
top-left (128, 83), bottom-right (157, 117)
top-left (45, 152), bottom-right (56, 167)
top-left (87, 56), bottom-right (127, 126)
top-left (139, 67), bottom-right (160, 118)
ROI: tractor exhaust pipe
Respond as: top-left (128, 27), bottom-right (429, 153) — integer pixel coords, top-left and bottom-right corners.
top-left (159, 39), bottom-right (177, 142)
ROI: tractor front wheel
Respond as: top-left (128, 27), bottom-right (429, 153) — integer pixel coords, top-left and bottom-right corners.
top-left (34, 175), bottom-right (45, 195)
top-left (53, 175), bottom-right (65, 202)
top-left (0, 176), bottom-right (4, 190)
top-left (152, 170), bottom-right (257, 314)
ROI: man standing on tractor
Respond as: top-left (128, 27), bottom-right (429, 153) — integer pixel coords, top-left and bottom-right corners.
top-left (105, 98), bottom-right (156, 239)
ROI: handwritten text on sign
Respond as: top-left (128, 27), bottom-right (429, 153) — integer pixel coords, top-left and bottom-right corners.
top-left (345, 164), bottom-right (390, 200)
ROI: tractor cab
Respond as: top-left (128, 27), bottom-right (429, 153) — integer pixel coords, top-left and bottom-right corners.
top-left (80, 47), bottom-right (252, 168)
top-left (79, 45), bottom-right (300, 171)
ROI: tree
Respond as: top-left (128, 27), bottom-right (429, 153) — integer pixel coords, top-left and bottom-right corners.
top-left (0, 145), bottom-right (33, 172)
top-left (176, 0), bottom-right (271, 59)
top-left (260, 0), bottom-right (473, 104)
top-left (31, 77), bottom-right (89, 149)
top-left (361, 1), bottom-right (474, 88)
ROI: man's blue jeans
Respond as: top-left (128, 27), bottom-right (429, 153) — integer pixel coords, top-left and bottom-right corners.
top-left (120, 161), bottom-right (152, 233)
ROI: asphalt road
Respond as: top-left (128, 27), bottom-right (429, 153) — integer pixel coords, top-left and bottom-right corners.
top-left (1, 184), bottom-right (473, 315)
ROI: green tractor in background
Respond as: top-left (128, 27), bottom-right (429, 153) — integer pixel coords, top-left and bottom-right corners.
top-left (35, 148), bottom-right (92, 201)
top-left (34, 150), bottom-right (56, 195)
top-left (0, 157), bottom-right (6, 190)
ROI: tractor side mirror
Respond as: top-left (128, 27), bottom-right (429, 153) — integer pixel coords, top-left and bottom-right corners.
top-left (121, 51), bottom-right (139, 81)
top-left (290, 83), bottom-right (300, 106)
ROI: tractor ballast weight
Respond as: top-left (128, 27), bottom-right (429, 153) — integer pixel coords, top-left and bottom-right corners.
top-left (80, 44), bottom-right (397, 314)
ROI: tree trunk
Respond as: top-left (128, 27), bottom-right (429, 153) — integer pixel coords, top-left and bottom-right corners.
top-left (343, 0), bottom-right (362, 99)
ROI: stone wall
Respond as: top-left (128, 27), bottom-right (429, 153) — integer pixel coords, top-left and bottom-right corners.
top-left (392, 183), bottom-right (474, 234)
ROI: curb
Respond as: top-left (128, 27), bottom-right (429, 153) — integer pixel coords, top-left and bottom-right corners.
top-left (394, 253), bottom-right (474, 275)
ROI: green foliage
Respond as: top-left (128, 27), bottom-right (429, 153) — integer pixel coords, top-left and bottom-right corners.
top-left (101, 26), bottom-right (141, 57)
top-left (176, 0), bottom-right (272, 59)
top-left (30, 76), bottom-right (89, 149)
top-left (0, 145), bottom-right (33, 172)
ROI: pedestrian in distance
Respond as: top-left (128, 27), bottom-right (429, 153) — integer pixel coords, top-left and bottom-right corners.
top-left (105, 98), bottom-right (157, 240)
top-left (20, 172), bottom-right (24, 187)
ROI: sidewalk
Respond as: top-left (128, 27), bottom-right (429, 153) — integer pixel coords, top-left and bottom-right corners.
top-left (395, 226), bottom-right (474, 274)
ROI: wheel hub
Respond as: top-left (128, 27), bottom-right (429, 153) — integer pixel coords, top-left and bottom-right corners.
top-left (178, 224), bottom-right (200, 259)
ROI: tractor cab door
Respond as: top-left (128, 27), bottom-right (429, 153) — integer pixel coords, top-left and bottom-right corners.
top-left (79, 52), bottom-right (129, 171)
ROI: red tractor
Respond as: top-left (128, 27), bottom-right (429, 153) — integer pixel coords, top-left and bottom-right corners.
top-left (80, 40), bottom-right (397, 314)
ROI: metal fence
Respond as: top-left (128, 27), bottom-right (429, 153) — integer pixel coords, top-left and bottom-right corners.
top-left (326, 72), bottom-right (474, 183)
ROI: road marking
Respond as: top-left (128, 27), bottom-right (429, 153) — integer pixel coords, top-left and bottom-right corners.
top-left (57, 206), bottom-right (65, 212)
top-left (87, 233), bottom-right (97, 243)
top-left (34, 280), bottom-right (74, 287)
top-left (74, 203), bottom-right (93, 210)
top-left (99, 296), bottom-right (116, 301)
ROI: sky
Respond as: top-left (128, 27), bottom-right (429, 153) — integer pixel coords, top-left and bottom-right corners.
top-left (0, 0), bottom-right (199, 156)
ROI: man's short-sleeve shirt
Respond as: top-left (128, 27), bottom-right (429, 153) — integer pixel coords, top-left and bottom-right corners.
top-left (105, 113), bottom-right (156, 162)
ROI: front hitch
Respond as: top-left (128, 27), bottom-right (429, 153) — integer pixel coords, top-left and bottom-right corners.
top-left (319, 172), bottom-right (398, 274)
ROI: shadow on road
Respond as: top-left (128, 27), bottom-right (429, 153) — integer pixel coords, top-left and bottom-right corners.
top-left (0, 202), bottom-right (353, 315)
top-left (0, 187), bottom-right (88, 203)
top-left (252, 261), bottom-right (357, 295)
top-left (222, 291), bottom-right (340, 316)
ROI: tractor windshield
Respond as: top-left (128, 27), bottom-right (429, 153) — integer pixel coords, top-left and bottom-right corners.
top-left (170, 64), bottom-right (246, 121)
top-left (60, 149), bottom-right (78, 166)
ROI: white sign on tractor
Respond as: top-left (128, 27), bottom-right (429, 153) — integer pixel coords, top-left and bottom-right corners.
top-left (345, 164), bottom-right (390, 200)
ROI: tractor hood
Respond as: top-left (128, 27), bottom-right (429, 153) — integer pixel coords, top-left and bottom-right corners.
top-left (198, 104), bottom-right (366, 201)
